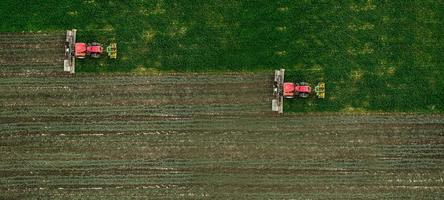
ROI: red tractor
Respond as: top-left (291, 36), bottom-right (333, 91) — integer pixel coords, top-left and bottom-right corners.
top-left (272, 69), bottom-right (325, 113)
top-left (283, 82), bottom-right (311, 98)
top-left (64, 29), bottom-right (118, 74)
top-left (75, 42), bottom-right (103, 59)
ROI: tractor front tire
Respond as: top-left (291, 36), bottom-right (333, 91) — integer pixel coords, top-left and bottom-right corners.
top-left (91, 53), bottom-right (101, 58)
top-left (299, 93), bottom-right (309, 98)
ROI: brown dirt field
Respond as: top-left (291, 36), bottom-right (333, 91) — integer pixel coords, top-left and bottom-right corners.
top-left (0, 32), bottom-right (65, 74)
top-left (0, 74), bottom-right (443, 199)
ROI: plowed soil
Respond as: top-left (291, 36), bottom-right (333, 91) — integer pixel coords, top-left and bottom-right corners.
top-left (0, 32), bottom-right (65, 75)
top-left (1, 74), bottom-right (443, 199)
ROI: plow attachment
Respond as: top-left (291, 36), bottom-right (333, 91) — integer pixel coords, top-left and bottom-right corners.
top-left (272, 69), bottom-right (285, 114)
top-left (64, 29), bottom-right (76, 74)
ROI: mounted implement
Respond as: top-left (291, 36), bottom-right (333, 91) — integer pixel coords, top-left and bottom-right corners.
top-left (272, 69), bottom-right (285, 114)
top-left (64, 29), bottom-right (76, 74)
top-left (64, 29), bottom-right (117, 73)
top-left (314, 82), bottom-right (326, 99)
top-left (272, 69), bottom-right (325, 114)
top-left (106, 43), bottom-right (117, 59)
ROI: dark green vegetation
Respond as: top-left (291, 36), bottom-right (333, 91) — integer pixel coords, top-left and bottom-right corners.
top-left (0, 0), bottom-right (443, 112)
top-left (1, 74), bottom-right (443, 199)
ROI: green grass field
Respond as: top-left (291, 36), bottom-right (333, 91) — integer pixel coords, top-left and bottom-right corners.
top-left (0, 0), bottom-right (443, 112)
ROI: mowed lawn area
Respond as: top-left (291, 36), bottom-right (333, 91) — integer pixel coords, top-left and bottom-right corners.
top-left (0, 0), bottom-right (443, 112)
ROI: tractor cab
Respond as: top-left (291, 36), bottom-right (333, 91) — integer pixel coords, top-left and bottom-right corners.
top-left (74, 43), bottom-right (87, 58)
top-left (283, 82), bottom-right (295, 98)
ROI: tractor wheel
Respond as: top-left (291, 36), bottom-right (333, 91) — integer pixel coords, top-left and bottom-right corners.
top-left (299, 93), bottom-right (309, 98)
top-left (91, 53), bottom-right (101, 58)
